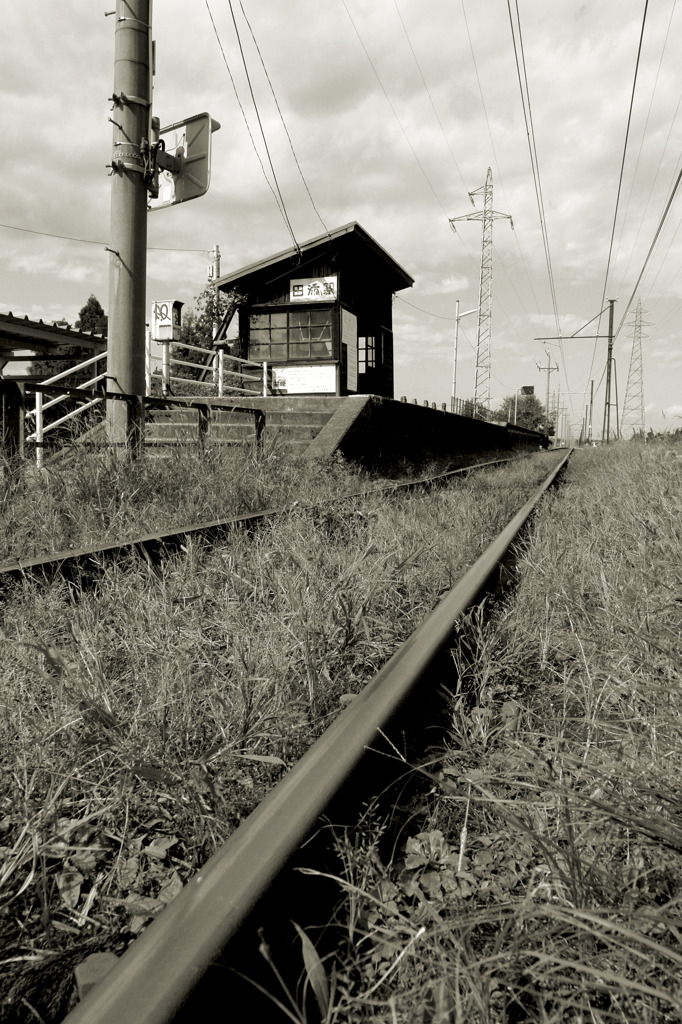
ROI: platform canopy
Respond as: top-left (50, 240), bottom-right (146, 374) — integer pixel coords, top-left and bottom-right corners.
top-left (216, 221), bottom-right (414, 295)
top-left (0, 313), bottom-right (107, 376)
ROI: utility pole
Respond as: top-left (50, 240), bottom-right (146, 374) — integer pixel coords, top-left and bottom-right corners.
top-left (106, 0), bottom-right (152, 446)
top-left (450, 300), bottom-right (478, 413)
top-left (208, 244), bottom-right (222, 340)
top-left (588, 379), bottom-right (594, 443)
top-left (601, 298), bottom-right (617, 444)
top-left (449, 168), bottom-right (512, 418)
top-left (537, 350), bottom-right (558, 434)
top-left (208, 244), bottom-right (221, 283)
top-left (622, 297), bottom-right (648, 437)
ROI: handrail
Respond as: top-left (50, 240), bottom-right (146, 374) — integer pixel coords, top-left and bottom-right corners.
top-left (40, 351), bottom-right (105, 386)
top-left (146, 336), bottom-right (270, 399)
top-left (26, 352), bottom-right (108, 467)
top-left (62, 450), bottom-right (572, 1024)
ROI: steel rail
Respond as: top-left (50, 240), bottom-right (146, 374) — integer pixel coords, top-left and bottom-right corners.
top-left (62, 448), bottom-right (571, 1024)
top-left (0, 457), bottom-right (513, 585)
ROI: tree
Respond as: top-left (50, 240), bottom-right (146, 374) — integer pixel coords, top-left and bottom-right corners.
top-left (495, 393), bottom-right (553, 432)
top-left (27, 295), bottom-right (107, 382)
top-left (170, 285), bottom-right (239, 386)
top-left (75, 294), bottom-right (108, 338)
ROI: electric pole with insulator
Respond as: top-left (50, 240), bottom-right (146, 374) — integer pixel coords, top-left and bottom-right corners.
top-left (105, 3), bottom-right (220, 451)
top-left (106, 0), bottom-right (152, 447)
top-left (449, 168), bottom-right (512, 418)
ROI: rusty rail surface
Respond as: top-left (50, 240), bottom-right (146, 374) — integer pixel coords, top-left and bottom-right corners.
top-left (0, 457), bottom-right (513, 586)
top-left (62, 448), bottom-right (571, 1024)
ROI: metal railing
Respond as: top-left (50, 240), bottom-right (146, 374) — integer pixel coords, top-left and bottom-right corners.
top-left (25, 352), bottom-right (108, 467)
top-left (146, 337), bottom-right (269, 399)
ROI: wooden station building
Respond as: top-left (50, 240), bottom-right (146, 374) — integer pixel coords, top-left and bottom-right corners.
top-left (216, 222), bottom-right (414, 398)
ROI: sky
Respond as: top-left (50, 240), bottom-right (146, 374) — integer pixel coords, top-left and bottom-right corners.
top-left (1, 0), bottom-right (681, 437)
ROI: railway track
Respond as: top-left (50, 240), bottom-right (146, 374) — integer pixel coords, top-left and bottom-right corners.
top-left (58, 448), bottom-right (572, 1024)
top-left (0, 456), bottom-right (516, 587)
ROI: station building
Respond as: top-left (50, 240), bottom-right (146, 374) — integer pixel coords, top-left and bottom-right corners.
top-left (215, 222), bottom-right (414, 399)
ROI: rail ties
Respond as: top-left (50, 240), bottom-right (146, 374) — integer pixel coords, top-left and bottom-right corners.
top-left (61, 449), bottom-right (571, 1024)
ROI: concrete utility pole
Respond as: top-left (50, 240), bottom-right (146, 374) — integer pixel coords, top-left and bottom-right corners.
top-left (208, 244), bottom-right (222, 340)
top-left (449, 168), bottom-right (512, 418)
top-left (450, 300), bottom-right (478, 413)
top-left (208, 244), bottom-right (221, 283)
top-left (106, 0), bottom-right (152, 445)
top-left (537, 350), bottom-right (558, 433)
top-left (601, 298), bottom-right (617, 444)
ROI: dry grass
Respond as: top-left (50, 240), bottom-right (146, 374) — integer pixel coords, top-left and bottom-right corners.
top-left (310, 438), bottom-right (682, 1022)
top-left (0, 442), bottom-right (554, 1023)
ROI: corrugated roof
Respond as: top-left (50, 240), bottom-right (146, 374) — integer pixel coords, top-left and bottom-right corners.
top-left (0, 312), bottom-right (107, 351)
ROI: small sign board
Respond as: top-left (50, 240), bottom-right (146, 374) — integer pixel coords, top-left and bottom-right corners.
top-left (151, 300), bottom-right (183, 341)
top-left (149, 113), bottom-right (221, 211)
top-left (271, 364), bottom-right (336, 394)
top-left (290, 276), bottom-right (338, 302)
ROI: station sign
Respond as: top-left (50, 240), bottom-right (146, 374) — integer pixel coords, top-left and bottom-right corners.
top-left (289, 276), bottom-right (338, 302)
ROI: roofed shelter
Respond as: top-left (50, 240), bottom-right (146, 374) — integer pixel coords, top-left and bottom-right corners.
top-left (0, 313), bottom-right (107, 379)
top-left (215, 222), bottom-right (413, 398)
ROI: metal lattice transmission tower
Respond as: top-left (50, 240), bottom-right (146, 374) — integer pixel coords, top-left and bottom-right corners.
top-left (449, 168), bottom-right (512, 416)
top-left (622, 297), bottom-right (648, 437)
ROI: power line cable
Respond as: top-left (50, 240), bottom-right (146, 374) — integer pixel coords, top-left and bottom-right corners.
top-left (585, 0), bottom-right (649, 394)
top-left (459, 0), bottom-right (543, 321)
top-left (226, 0), bottom-right (300, 254)
top-left (391, 0), bottom-right (469, 197)
top-left (613, 0), bottom-right (677, 296)
top-left (0, 222), bottom-right (208, 253)
top-left (395, 295), bottom-right (458, 321)
top-left (340, 0), bottom-right (450, 217)
top-left (614, 162), bottom-right (682, 338)
top-left (238, 0), bottom-right (330, 238)
top-left (204, 0), bottom-right (296, 247)
top-left (507, 0), bottom-right (561, 339)
top-left (505, 0), bottom-right (570, 414)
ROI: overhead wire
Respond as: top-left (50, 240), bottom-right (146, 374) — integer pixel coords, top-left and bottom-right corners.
top-left (586, 0), bottom-right (649, 393)
top-left (0, 222), bottom-right (209, 253)
top-left (340, 0), bottom-right (450, 218)
top-left (204, 0), bottom-right (299, 252)
top-left (391, 0), bottom-right (468, 197)
top-left (225, 0), bottom-right (300, 254)
top-left (505, 0), bottom-right (572, 418)
top-left (612, 0), bottom-right (678, 297)
top-left (614, 161), bottom-right (682, 338)
top-left (459, 0), bottom-right (542, 315)
top-left (618, 91), bottom-right (682, 298)
top-left (238, 0), bottom-right (330, 239)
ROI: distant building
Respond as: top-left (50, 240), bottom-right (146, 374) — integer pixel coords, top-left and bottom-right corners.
top-left (216, 222), bottom-right (414, 398)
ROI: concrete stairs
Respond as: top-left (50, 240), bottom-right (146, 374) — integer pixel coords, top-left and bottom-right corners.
top-left (142, 396), bottom-right (344, 453)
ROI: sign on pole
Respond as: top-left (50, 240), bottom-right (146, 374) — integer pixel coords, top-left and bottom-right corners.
top-left (149, 113), bottom-right (221, 211)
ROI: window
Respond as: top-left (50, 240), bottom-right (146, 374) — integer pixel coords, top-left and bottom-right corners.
top-left (248, 307), bottom-right (333, 362)
top-left (358, 336), bottom-right (377, 374)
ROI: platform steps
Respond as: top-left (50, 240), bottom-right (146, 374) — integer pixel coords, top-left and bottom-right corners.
top-left (142, 405), bottom-right (336, 453)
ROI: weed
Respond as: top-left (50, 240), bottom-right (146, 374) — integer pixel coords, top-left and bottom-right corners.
top-left (318, 438), bottom-right (682, 1021)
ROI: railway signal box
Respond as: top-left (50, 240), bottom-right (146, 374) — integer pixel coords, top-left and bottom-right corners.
top-left (216, 222), bottom-right (414, 397)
